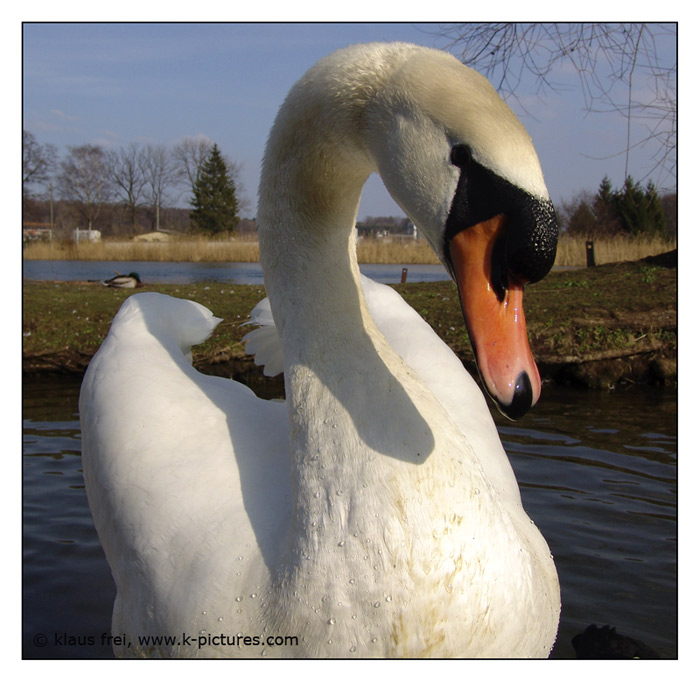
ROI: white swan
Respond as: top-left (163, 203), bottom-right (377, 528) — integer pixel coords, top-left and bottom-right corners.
top-left (80, 42), bottom-right (560, 658)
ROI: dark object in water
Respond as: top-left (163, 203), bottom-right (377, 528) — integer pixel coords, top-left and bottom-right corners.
top-left (572, 624), bottom-right (661, 659)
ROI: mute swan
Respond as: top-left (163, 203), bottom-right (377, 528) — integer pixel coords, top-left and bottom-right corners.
top-left (80, 42), bottom-right (560, 658)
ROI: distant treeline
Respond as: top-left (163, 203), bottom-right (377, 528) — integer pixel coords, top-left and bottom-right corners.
top-left (22, 197), bottom-right (259, 240)
top-left (558, 176), bottom-right (676, 239)
top-left (24, 131), bottom-right (676, 241)
top-left (22, 131), bottom-right (252, 239)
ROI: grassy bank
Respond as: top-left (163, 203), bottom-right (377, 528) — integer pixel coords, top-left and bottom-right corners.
top-left (23, 234), bottom-right (675, 268)
top-left (23, 251), bottom-right (676, 390)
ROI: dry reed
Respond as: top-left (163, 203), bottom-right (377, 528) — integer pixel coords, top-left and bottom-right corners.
top-left (23, 234), bottom-right (675, 268)
top-left (23, 238), bottom-right (261, 263)
top-left (554, 234), bottom-right (676, 267)
top-left (356, 238), bottom-right (440, 264)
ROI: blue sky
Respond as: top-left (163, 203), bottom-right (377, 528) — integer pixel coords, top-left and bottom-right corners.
top-left (22, 22), bottom-right (677, 219)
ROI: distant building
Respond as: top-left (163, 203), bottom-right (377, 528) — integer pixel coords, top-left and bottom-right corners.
top-left (355, 217), bottom-right (419, 240)
top-left (23, 223), bottom-right (53, 242)
top-left (74, 228), bottom-right (102, 243)
top-left (133, 231), bottom-right (173, 242)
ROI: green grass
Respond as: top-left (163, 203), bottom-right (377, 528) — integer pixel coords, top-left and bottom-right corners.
top-left (23, 254), bottom-right (677, 388)
top-left (22, 282), bottom-right (266, 370)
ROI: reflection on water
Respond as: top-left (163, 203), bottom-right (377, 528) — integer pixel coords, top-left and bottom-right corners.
top-left (491, 386), bottom-right (677, 658)
top-left (23, 375), bottom-right (115, 659)
top-left (22, 376), bottom-right (677, 659)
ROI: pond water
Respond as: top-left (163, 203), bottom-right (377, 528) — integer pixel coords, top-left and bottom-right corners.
top-left (22, 260), bottom-right (451, 285)
top-left (22, 374), bottom-right (677, 659)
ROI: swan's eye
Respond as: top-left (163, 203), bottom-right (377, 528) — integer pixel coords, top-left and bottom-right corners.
top-left (450, 144), bottom-right (472, 168)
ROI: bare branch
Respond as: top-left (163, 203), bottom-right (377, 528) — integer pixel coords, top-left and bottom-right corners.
top-left (172, 135), bottom-right (213, 193)
top-left (23, 130), bottom-right (57, 194)
top-left (433, 23), bottom-right (677, 189)
top-left (56, 145), bottom-right (112, 230)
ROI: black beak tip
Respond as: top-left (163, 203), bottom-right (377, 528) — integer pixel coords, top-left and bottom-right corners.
top-left (494, 371), bottom-right (533, 421)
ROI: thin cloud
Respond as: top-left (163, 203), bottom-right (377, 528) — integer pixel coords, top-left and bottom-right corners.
top-left (50, 109), bottom-right (79, 122)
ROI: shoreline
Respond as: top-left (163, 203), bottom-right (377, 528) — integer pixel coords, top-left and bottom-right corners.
top-left (23, 251), bottom-right (677, 391)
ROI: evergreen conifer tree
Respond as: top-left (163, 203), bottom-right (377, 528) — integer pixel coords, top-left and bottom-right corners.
top-left (567, 200), bottom-right (597, 236)
top-left (610, 177), bottom-right (666, 237)
top-left (592, 175), bottom-right (666, 237)
top-left (592, 176), bottom-right (622, 236)
top-left (189, 144), bottom-right (239, 234)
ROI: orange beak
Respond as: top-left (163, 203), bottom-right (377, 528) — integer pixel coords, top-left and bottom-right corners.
top-left (449, 214), bottom-right (540, 419)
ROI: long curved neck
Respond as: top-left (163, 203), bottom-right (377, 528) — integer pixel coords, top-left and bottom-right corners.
top-left (256, 43), bottom-right (451, 507)
top-left (258, 52), bottom-right (386, 367)
top-left (253, 50), bottom-right (519, 645)
top-left (257, 44), bottom-right (431, 349)
top-left (258, 142), bottom-right (372, 366)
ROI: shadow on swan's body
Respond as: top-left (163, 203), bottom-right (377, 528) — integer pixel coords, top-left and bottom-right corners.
top-left (80, 42), bottom-right (560, 658)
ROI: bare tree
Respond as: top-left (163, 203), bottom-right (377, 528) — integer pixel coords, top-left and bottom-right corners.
top-left (142, 144), bottom-right (178, 231)
top-left (222, 156), bottom-right (250, 218)
top-left (23, 130), bottom-right (57, 197)
top-left (107, 143), bottom-right (149, 235)
top-left (435, 23), bottom-right (677, 189)
top-left (173, 135), bottom-right (251, 218)
top-left (172, 135), bottom-right (213, 195)
top-left (56, 144), bottom-right (112, 230)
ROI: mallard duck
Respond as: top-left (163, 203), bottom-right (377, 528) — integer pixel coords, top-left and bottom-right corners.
top-left (103, 272), bottom-right (142, 289)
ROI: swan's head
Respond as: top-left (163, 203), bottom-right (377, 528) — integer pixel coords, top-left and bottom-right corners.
top-left (366, 46), bottom-right (558, 419)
